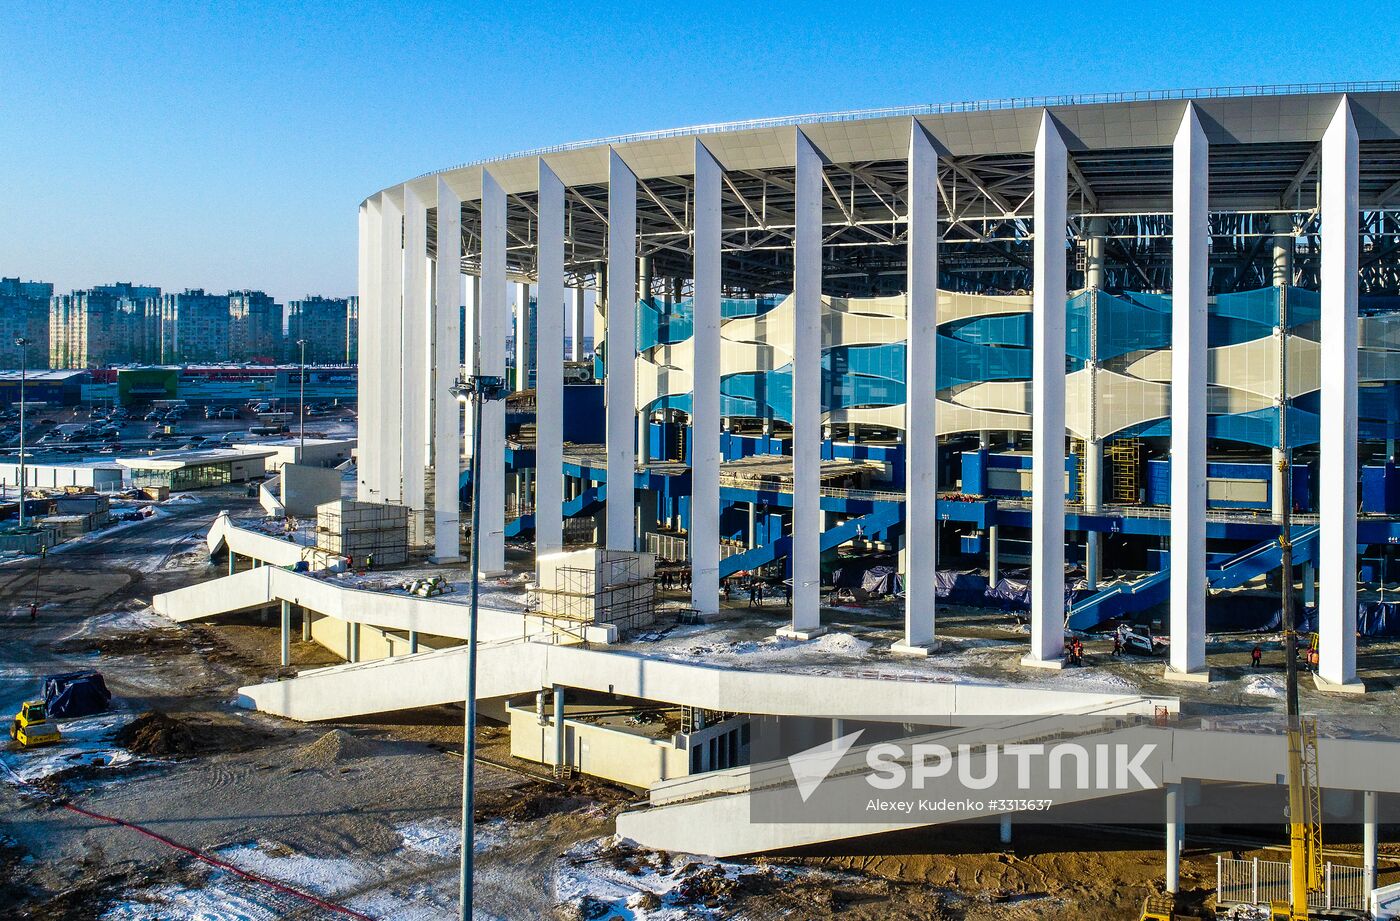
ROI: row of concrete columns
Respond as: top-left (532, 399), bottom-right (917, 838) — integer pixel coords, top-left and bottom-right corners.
top-left (1162, 785), bottom-right (1380, 897)
top-left (358, 97), bottom-right (1362, 683)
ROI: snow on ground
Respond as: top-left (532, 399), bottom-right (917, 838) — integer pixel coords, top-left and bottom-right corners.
top-left (0, 708), bottom-right (138, 784)
top-left (630, 622), bottom-right (1004, 681)
top-left (322, 568), bottom-right (528, 610)
top-left (65, 604), bottom-right (166, 639)
top-left (651, 630), bottom-right (875, 665)
top-left (1243, 674), bottom-right (1286, 699)
top-left (553, 836), bottom-right (803, 921)
top-left (102, 838), bottom-right (463, 921)
top-left (396, 816), bottom-right (507, 858)
top-left (1039, 669), bottom-right (1140, 694)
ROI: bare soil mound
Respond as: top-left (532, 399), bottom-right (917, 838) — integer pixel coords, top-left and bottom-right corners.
top-left (115, 711), bottom-right (198, 756)
top-left (292, 729), bottom-right (375, 768)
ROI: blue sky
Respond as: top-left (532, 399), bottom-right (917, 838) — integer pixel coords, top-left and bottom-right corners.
top-left (3, 1), bottom-right (1396, 306)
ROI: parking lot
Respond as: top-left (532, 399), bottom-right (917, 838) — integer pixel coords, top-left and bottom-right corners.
top-left (0, 400), bottom-right (356, 462)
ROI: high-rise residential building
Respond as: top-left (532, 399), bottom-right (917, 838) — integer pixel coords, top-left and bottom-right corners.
top-left (346, 296), bottom-right (358, 364)
top-left (49, 282), bottom-right (160, 368)
top-left (0, 278), bottom-right (55, 368)
top-left (228, 290), bottom-right (283, 362)
top-left (157, 289), bottom-right (231, 363)
top-left (286, 295), bottom-right (351, 364)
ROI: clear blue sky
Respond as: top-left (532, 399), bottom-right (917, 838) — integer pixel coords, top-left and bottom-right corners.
top-left (3, 1), bottom-right (1396, 306)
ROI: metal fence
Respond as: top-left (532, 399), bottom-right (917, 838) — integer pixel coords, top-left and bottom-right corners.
top-left (1217, 856), bottom-right (1368, 912)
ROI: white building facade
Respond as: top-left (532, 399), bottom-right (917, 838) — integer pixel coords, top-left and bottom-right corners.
top-left (357, 85), bottom-right (1400, 690)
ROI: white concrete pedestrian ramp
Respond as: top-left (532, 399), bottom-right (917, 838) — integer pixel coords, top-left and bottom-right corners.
top-left (152, 559), bottom-right (1175, 724)
top-left (205, 510), bottom-right (330, 570)
top-left (230, 637), bottom-right (1174, 723)
top-left (616, 720), bottom-right (1400, 857)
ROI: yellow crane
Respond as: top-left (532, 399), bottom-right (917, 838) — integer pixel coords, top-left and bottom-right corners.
top-left (1270, 716), bottom-right (1323, 920)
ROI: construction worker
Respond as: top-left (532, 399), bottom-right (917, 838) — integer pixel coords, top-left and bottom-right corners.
top-left (1112, 633), bottom-right (1123, 657)
top-left (1251, 644), bottom-right (1263, 668)
top-left (29, 603), bottom-right (37, 624)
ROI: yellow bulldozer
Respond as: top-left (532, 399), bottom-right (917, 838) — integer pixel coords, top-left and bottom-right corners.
top-left (9, 700), bottom-right (61, 748)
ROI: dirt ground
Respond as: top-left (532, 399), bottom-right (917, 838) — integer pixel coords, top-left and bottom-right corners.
top-left (1, 497), bottom-right (1395, 919)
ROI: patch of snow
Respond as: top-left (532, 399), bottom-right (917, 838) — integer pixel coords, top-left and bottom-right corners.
top-left (68, 605), bottom-right (166, 638)
top-left (102, 877), bottom-right (271, 921)
top-left (0, 708), bottom-right (139, 783)
top-left (554, 836), bottom-right (791, 921)
top-left (396, 816), bottom-right (506, 859)
top-left (1243, 674), bottom-right (1285, 699)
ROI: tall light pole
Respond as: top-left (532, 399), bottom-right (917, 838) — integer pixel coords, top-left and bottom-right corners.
top-left (449, 371), bottom-right (506, 921)
top-left (14, 337), bottom-right (28, 528)
top-left (296, 339), bottom-right (307, 455)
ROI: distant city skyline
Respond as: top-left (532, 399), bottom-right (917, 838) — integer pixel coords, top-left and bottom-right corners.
top-left (5, 2), bottom-right (1395, 303)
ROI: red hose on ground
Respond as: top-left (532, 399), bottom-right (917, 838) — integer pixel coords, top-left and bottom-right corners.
top-left (2, 757), bottom-right (374, 920)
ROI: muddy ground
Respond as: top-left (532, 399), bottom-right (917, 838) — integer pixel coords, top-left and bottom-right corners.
top-left (0, 491), bottom-right (1395, 919)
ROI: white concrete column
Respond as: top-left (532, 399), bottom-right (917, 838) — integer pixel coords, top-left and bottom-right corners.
top-left (433, 177), bottom-right (463, 562)
top-left (571, 288), bottom-right (587, 361)
top-left (302, 607), bottom-right (311, 642)
top-left (379, 189), bottom-right (405, 503)
top-left (780, 129), bottom-right (825, 640)
top-left (1168, 102), bottom-right (1210, 682)
top-left (896, 121), bottom-right (939, 656)
top-left (553, 685), bottom-right (566, 771)
top-left (1165, 783), bottom-right (1184, 894)
top-left (691, 140), bottom-right (722, 616)
top-left (535, 160), bottom-right (566, 558)
top-left (1365, 790), bottom-right (1378, 894)
top-left (514, 280), bottom-right (532, 391)
top-left (998, 815), bottom-right (1012, 845)
top-left (402, 184), bottom-right (430, 544)
top-left (1318, 97), bottom-right (1361, 692)
top-left (357, 197), bottom-right (381, 502)
top-left (1025, 111), bottom-right (1067, 668)
top-left (279, 599), bottom-right (291, 667)
top-left (605, 149), bottom-right (638, 551)
top-left (1271, 212), bottom-right (1294, 287)
top-left (988, 524), bottom-right (1000, 583)
top-left (477, 170), bottom-right (508, 574)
